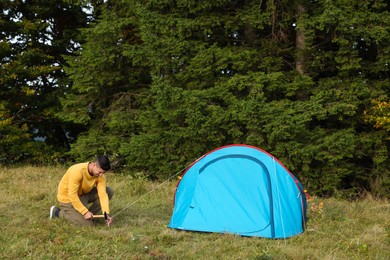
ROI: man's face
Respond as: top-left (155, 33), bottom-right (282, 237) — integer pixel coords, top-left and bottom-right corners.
top-left (91, 162), bottom-right (106, 177)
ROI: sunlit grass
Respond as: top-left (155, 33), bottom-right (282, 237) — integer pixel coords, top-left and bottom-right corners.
top-left (1, 166), bottom-right (389, 259)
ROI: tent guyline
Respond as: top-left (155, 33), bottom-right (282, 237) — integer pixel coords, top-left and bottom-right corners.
top-left (110, 163), bottom-right (191, 219)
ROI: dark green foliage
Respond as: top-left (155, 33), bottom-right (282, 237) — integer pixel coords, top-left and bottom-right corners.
top-left (2, 0), bottom-right (389, 198)
top-left (62, 0), bottom-right (390, 198)
top-left (0, 0), bottom-right (90, 163)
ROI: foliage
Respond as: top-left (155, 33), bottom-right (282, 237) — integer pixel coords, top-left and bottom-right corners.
top-left (59, 0), bottom-right (152, 164)
top-left (1, 166), bottom-right (389, 259)
top-left (60, 0), bottom-right (389, 197)
top-left (365, 99), bottom-right (390, 136)
top-left (1, 0), bottom-right (389, 198)
top-left (0, 0), bottom-right (91, 163)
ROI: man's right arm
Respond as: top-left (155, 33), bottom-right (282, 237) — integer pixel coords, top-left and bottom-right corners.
top-left (68, 174), bottom-right (89, 215)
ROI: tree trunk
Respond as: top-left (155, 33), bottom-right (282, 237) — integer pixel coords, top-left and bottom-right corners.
top-left (295, 2), bottom-right (306, 75)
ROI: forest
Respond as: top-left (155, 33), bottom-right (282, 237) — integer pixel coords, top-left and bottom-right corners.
top-left (1, 0), bottom-right (389, 198)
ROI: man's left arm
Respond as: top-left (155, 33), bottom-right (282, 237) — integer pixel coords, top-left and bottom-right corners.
top-left (96, 177), bottom-right (110, 215)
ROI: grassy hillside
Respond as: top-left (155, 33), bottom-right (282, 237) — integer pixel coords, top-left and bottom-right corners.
top-left (0, 166), bottom-right (389, 259)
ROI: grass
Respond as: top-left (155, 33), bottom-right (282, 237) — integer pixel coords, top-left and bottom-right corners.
top-left (0, 166), bottom-right (389, 259)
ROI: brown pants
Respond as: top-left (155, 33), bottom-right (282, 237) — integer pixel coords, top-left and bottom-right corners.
top-left (59, 187), bottom-right (114, 226)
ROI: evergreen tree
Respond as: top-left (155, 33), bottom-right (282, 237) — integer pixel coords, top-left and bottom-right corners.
top-left (59, 0), bottom-right (389, 197)
top-left (297, 0), bottom-right (390, 197)
top-left (58, 1), bottom-right (152, 163)
top-left (0, 0), bottom-right (90, 163)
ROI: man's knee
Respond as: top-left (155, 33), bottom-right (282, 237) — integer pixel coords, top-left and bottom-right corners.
top-left (78, 219), bottom-right (94, 226)
top-left (59, 203), bottom-right (94, 226)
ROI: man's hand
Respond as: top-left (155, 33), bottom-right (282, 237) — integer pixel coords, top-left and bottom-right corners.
top-left (84, 211), bottom-right (94, 220)
top-left (106, 214), bottom-right (113, 227)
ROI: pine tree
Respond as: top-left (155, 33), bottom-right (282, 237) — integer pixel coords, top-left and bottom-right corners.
top-left (60, 0), bottom-right (389, 197)
top-left (0, 0), bottom-right (90, 163)
top-left (58, 1), bottom-right (152, 162)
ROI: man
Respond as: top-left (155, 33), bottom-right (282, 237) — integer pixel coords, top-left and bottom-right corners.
top-left (49, 155), bottom-right (114, 226)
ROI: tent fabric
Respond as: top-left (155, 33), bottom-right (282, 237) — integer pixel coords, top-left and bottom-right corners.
top-left (168, 144), bottom-right (307, 239)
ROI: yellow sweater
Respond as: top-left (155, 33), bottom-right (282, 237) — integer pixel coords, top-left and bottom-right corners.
top-left (57, 162), bottom-right (109, 215)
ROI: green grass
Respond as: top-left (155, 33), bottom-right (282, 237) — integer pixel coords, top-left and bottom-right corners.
top-left (1, 166), bottom-right (389, 259)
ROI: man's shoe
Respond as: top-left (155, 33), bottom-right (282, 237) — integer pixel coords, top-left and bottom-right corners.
top-left (50, 206), bottom-right (60, 219)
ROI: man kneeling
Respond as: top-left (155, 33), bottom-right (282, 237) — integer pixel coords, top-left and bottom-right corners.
top-left (50, 155), bottom-right (113, 226)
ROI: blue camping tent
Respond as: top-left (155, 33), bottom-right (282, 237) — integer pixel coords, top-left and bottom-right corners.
top-left (168, 144), bottom-right (307, 239)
